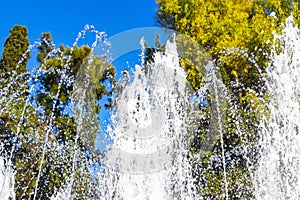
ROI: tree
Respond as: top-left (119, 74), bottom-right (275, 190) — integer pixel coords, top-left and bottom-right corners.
top-left (27, 32), bottom-right (116, 199)
top-left (35, 32), bottom-right (115, 151)
top-left (0, 25), bottom-right (30, 75)
top-left (156, 0), bottom-right (299, 93)
top-left (156, 0), bottom-right (300, 198)
top-left (0, 25), bottom-right (30, 161)
top-left (0, 25), bottom-right (43, 199)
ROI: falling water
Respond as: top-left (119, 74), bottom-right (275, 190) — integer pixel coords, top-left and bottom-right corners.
top-left (203, 61), bottom-right (229, 200)
top-left (0, 157), bottom-right (15, 200)
top-left (254, 16), bottom-right (300, 199)
top-left (98, 38), bottom-right (198, 199)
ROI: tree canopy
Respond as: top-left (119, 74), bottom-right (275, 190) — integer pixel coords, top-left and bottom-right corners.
top-left (156, 0), bottom-right (300, 198)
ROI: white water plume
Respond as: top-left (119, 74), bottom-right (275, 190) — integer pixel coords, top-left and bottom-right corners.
top-left (254, 16), bottom-right (300, 199)
top-left (0, 157), bottom-right (15, 200)
top-left (99, 38), bottom-right (198, 200)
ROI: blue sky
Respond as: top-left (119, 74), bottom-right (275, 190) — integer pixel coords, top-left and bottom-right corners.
top-left (0, 0), bottom-right (158, 52)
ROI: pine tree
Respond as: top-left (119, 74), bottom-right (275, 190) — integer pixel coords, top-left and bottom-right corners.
top-left (28, 33), bottom-right (116, 199)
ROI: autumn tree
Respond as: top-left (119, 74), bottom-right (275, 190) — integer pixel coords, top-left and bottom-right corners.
top-left (156, 0), bottom-right (300, 198)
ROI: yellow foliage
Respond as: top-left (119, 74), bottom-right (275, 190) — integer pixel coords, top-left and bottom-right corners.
top-left (157, 0), bottom-right (299, 89)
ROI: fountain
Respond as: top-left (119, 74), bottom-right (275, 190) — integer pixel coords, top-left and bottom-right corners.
top-left (98, 37), bottom-right (199, 199)
top-left (0, 157), bottom-right (15, 200)
top-left (254, 16), bottom-right (300, 199)
top-left (0, 16), bottom-right (300, 200)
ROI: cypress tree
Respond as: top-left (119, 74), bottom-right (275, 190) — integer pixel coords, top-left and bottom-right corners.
top-left (0, 25), bottom-right (30, 158)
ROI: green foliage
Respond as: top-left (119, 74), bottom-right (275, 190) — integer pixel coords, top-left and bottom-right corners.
top-left (0, 25), bottom-right (30, 156)
top-left (29, 33), bottom-right (116, 199)
top-left (0, 25), bottom-right (30, 75)
top-left (0, 26), bottom-right (116, 199)
top-left (0, 25), bottom-right (43, 200)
